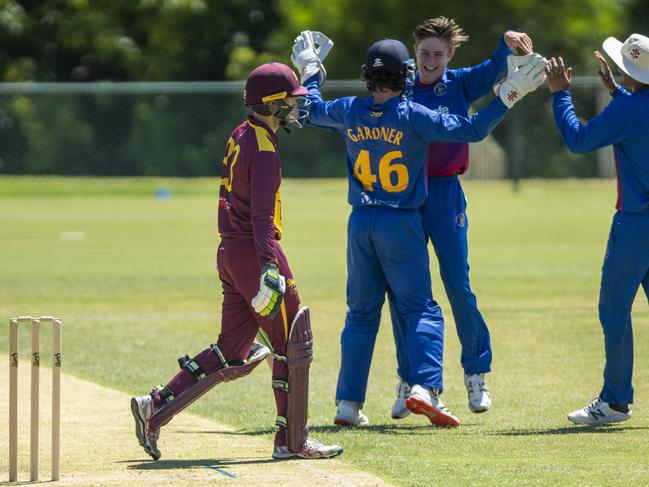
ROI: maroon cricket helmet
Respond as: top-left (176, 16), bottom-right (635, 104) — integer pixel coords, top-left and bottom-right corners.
top-left (244, 62), bottom-right (308, 105)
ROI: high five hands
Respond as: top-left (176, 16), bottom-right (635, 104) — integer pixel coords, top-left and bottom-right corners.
top-left (546, 51), bottom-right (618, 94)
top-left (545, 57), bottom-right (572, 93)
top-left (504, 31), bottom-right (534, 55)
top-left (594, 50), bottom-right (618, 93)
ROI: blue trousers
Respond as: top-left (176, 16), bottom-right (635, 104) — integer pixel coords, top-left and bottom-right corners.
top-left (336, 206), bottom-right (445, 403)
top-left (598, 211), bottom-right (649, 405)
top-left (389, 176), bottom-right (492, 380)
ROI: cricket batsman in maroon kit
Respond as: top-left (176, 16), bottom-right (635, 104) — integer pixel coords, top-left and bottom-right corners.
top-left (130, 62), bottom-right (342, 461)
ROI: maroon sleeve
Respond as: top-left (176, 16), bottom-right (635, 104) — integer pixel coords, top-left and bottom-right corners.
top-left (250, 150), bottom-right (280, 267)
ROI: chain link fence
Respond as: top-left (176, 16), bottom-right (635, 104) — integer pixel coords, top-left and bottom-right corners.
top-left (0, 78), bottom-right (614, 180)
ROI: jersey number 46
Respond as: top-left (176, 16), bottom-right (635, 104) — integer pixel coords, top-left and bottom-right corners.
top-left (353, 150), bottom-right (409, 193)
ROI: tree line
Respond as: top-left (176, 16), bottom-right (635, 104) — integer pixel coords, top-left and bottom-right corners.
top-left (1, 1), bottom-right (646, 83)
top-left (0, 0), bottom-right (645, 178)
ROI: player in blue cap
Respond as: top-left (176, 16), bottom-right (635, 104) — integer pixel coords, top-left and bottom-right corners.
top-left (546, 34), bottom-right (649, 425)
top-left (291, 31), bottom-right (546, 426)
top-left (389, 17), bottom-right (538, 420)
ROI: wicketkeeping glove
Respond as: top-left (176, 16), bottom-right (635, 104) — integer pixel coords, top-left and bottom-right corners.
top-left (291, 30), bottom-right (333, 85)
top-left (495, 53), bottom-right (548, 108)
top-left (506, 53), bottom-right (545, 74)
top-left (251, 263), bottom-right (286, 319)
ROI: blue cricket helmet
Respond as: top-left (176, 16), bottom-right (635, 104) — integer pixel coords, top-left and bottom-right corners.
top-left (362, 39), bottom-right (412, 76)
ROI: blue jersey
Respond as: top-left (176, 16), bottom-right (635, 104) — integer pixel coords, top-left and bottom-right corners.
top-left (553, 86), bottom-right (649, 213)
top-left (306, 78), bottom-right (508, 208)
top-left (411, 36), bottom-right (511, 177)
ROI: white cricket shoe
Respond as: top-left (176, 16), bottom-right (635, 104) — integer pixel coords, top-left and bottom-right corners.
top-left (391, 380), bottom-right (412, 419)
top-left (130, 394), bottom-right (162, 460)
top-left (405, 384), bottom-right (461, 427)
top-left (568, 398), bottom-right (632, 425)
top-left (272, 438), bottom-right (343, 459)
top-left (464, 373), bottom-right (491, 413)
top-left (333, 400), bottom-right (369, 426)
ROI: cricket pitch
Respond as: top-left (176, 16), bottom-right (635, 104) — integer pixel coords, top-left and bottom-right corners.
top-left (0, 355), bottom-right (392, 486)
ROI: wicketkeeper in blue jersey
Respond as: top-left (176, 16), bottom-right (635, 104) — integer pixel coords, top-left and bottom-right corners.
top-left (291, 31), bottom-right (546, 427)
top-left (388, 17), bottom-right (538, 419)
top-left (546, 34), bottom-right (649, 426)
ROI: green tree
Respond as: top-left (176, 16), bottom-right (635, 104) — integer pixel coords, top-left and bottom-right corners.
top-left (269, 0), bottom-right (627, 77)
top-left (627, 0), bottom-right (649, 36)
top-left (0, 0), bottom-right (282, 81)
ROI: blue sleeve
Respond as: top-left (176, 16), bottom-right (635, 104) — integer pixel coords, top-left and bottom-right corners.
top-left (410, 97), bottom-right (508, 143)
top-left (459, 35), bottom-right (511, 104)
top-left (611, 85), bottom-right (631, 98)
top-left (552, 90), bottom-right (638, 153)
top-left (304, 76), bottom-right (347, 132)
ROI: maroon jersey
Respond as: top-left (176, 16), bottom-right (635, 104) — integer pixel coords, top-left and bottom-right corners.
top-left (425, 141), bottom-right (470, 177)
top-left (219, 117), bottom-right (283, 266)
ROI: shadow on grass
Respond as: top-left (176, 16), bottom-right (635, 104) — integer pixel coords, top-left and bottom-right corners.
top-left (120, 456), bottom-right (278, 471)
top-left (310, 423), bottom-right (462, 435)
top-left (172, 421), bottom-right (649, 439)
top-left (175, 422), bottom-right (464, 437)
top-left (485, 424), bottom-right (649, 436)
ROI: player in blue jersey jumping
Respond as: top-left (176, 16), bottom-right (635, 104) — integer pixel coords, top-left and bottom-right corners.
top-left (389, 17), bottom-right (537, 420)
top-left (546, 34), bottom-right (649, 426)
top-left (291, 31), bottom-right (546, 426)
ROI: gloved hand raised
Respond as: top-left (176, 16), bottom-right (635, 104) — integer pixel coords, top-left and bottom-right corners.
top-left (291, 30), bottom-right (333, 85)
top-left (251, 263), bottom-right (286, 319)
top-left (495, 53), bottom-right (548, 108)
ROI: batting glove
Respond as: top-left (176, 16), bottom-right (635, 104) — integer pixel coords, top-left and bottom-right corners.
top-left (495, 53), bottom-right (548, 108)
top-left (291, 30), bottom-right (333, 85)
top-left (251, 263), bottom-right (286, 319)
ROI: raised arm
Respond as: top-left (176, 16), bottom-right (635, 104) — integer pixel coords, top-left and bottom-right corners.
top-left (460, 34), bottom-right (511, 102)
top-left (303, 76), bottom-right (349, 131)
top-left (547, 56), bottom-right (636, 153)
top-left (411, 97), bottom-right (508, 143)
top-left (460, 31), bottom-right (535, 103)
top-left (594, 50), bottom-right (631, 98)
top-left (291, 30), bottom-right (348, 131)
top-left (552, 93), bottom-right (634, 153)
top-left (413, 51), bottom-right (547, 142)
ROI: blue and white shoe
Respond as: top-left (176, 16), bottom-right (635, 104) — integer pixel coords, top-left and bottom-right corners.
top-left (568, 398), bottom-right (632, 425)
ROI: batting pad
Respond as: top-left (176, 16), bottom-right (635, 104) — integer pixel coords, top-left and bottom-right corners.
top-left (286, 307), bottom-right (313, 452)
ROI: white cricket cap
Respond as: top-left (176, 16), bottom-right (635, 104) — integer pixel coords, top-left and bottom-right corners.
top-left (602, 33), bottom-right (649, 84)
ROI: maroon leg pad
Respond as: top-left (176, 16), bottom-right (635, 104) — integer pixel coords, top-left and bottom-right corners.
top-left (157, 346), bottom-right (229, 409)
top-left (149, 343), bottom-right (270, 430)
top-left (286, 307), bottom-right (314, 452)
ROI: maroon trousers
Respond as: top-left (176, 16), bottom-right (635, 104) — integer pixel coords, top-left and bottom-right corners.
top-left (156, 238), bottom-right (300, 444)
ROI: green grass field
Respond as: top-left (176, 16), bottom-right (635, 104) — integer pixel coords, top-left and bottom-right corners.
top-left (1, 176), bottom-right (648, 486)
